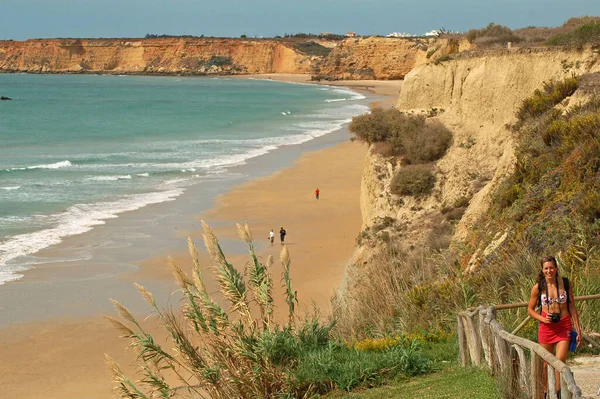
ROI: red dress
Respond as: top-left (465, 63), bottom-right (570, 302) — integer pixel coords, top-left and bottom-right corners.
top-left (538, 312), bottom-right (572, 344)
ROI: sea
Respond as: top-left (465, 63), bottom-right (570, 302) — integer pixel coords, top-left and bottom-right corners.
top-left (0, 74), bottom-right (370, 286)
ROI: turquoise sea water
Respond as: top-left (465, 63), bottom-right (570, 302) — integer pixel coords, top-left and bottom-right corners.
top-left (0, 74), bottom-right (368, 284)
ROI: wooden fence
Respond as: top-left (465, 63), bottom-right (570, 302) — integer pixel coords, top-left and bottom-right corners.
top-left (457, 294), bottom-right (600, 399)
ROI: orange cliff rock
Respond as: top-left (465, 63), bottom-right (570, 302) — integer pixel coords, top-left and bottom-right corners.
top-left (0, 36), bottom-right (473, 79)
top-left (0, 38), bottom-right (317, 75)
top-left (315, 36), bottom-right (472, 80)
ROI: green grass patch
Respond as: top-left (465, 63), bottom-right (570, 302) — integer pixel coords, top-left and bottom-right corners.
top-left (325, 365), bottom-right (501, 399)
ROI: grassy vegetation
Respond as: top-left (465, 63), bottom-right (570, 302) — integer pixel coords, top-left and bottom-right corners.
top-left (515, 74), bottom-right (579, 121)
top-left (325, 366), bottom-right (501, 399)
top-left (293, 41), bottom-right (333, 57)
top-left (547, 21), bottom-right (600, 46)
top-left (108, 222), bottom-right (433, 398)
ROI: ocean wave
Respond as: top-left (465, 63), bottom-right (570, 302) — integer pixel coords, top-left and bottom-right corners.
top-left (28, 160), bottom-right (72, 170)
top-left (0, 188), bottom-right (184, 279)
top-left (0, 267), bottom-right (26, 285)
top-left (324, 93), bottom-right (366, 103)
top-left (324, 98), bottom-right (348, 103)
top-left (137, 173), bottom-right (149, 177)
top-left (85, 175), bottom-right (132, 181)
top-left (1, 186), bottom-right (21, 190)
top-left (4, 160), bottom-right (72, 172)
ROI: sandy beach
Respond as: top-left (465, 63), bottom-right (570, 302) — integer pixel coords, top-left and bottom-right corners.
top-left (0, 76), bottom-right (401, 398)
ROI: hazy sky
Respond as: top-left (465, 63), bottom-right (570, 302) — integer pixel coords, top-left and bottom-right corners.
top-left (1, 0), bottom-right (599, 40)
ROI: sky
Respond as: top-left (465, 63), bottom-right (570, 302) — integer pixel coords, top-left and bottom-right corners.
top-left (1, 0), bottom-right (599, 40)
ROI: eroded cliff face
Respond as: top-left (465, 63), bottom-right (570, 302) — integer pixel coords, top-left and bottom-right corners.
top-left (341, 47), bottom-right (600, 295)
top-left (0, 38), bottom-right (316, 75)
top-left (315, 36), bottom-right (472, 80)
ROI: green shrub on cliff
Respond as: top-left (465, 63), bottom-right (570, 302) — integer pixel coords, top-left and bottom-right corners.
top-left (349, 108), bottom-right (452, 163)
top-left (515, 75), bottom-right (579, 121)
top-left (547, 21), bottom-right (600, 46)
top-left (466, 23), bottom-right (522, 45)
top-left (390, 165), bottom-right (435, 196)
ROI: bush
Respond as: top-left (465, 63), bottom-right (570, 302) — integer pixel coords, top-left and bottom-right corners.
top-left (547, 21), bottom-right (600, 46)
top-left (466, 23), bottom-right (522, 45)
top-left (349, 108), bottom-right (452, 163)
top-left (516, 75), bottom-right (579, 121)
top-left (391, 165), bottom-right (435, 196)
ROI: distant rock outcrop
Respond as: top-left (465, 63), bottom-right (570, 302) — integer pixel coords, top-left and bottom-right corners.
top-left (0, 36), bottom-right (471, 80)
top-left (313, 36), bottom-right (472, 80)
top-left (0, 38), bottom-right (316, 75)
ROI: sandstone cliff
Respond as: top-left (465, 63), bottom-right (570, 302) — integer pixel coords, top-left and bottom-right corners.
top-left (0, 38), bottom-right (316, 75)
top-left (0, 36), bottom-right (470, 79)
top-left (315, 36), bottom-right (472, 80)
top-left (342, 46), bottom-right (600, 295)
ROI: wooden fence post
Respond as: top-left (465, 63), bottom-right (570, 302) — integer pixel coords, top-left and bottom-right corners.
top-left (466, 308), bottom-right (482, 366)
top-left (513, 345), bottom-right (529, 394)
top-left (548, 365), bottom-right (557, 399)
top-left (457, 314), bottom-right (469, 366)
top-left (531, 350), bottom-right (545, 399)
top-left (561, 374), bottom-right (573, 399)
top-left (479, 310), bottom-right (491, 367)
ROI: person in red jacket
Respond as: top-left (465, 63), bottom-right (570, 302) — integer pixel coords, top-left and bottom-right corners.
top-left (315, 188), bottom-right (320, 200)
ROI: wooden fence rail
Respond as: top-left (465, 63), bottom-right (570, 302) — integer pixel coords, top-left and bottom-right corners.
top-left (458, 294), bottom-right (600, 399)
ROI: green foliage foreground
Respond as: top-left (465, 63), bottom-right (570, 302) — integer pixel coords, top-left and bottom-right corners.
top-left (106, 222), bottom-right (432, 399)
top-left (326, 365), bottom-right (500, 399)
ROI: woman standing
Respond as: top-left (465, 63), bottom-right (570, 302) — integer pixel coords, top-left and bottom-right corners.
top-left (527, 256), bottom-right (582, 396)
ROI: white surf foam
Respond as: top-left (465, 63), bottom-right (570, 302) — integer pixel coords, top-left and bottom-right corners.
top-left (0, 188), bottom-right (184, 284)
top-left (85, 175), bottom-right (132, 181)
top-left (1, 186), bottom-right (21, 191)
top-left (28, 160), bottom-right (72, 170)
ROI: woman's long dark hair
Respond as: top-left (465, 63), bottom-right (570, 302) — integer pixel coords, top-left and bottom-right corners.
top-left (537, 255), bottom-right (559, 295)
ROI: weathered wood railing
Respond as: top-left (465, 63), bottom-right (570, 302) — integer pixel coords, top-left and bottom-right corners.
top-left (458, 294), bottom-right (600, 399)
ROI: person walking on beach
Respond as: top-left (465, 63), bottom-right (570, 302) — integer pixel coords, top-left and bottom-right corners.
top-left (268, 229), bottom-right (275, 244)
top-left (279, 227), bottom-right (287, 244)
top-left (315, 188), bottom-right (320, 200)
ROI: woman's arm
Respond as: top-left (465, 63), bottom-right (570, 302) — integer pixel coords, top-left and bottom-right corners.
top-left (528, 284), bottom-right (549, 323)
top-left (568, 281), bottom-right (582, 348)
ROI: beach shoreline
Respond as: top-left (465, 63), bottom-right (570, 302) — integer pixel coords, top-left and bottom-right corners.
top-left (0, 75), bottom-right (401, 398)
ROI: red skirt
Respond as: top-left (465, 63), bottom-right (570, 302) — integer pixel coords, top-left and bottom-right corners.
top-left (538, 312), bottom-right (572, 344)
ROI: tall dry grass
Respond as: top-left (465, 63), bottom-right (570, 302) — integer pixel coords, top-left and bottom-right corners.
top-left (106, 221), bottom-right (299, 399)
top-left (107, 222), bottom-right (434, 398)
top-left (334, 235), bottom-right (600, 342)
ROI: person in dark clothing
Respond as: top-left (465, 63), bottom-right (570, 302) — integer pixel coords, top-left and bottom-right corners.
top-left (279, 227), bottom-right (287, 244)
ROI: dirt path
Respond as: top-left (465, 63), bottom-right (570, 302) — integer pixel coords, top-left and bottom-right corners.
top-left (569, 355), bottom-right (600, 398)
